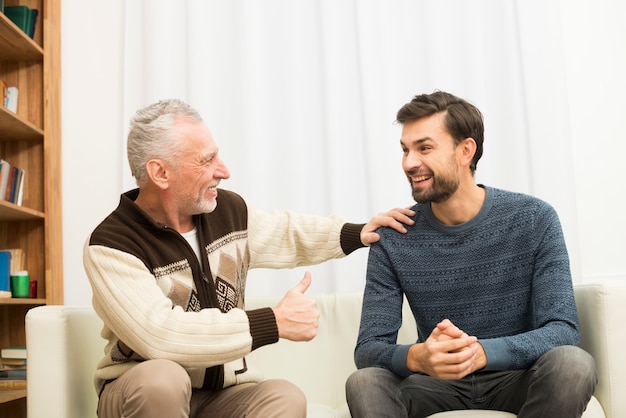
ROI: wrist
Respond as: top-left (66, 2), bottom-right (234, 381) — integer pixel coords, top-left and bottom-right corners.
top-left (406, 343), bottom-right (423, 373)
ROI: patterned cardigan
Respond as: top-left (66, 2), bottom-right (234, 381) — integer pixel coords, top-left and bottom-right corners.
top-left (84, 188), bottom-right (364, 393)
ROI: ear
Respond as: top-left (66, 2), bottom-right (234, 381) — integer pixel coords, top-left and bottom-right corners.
top-left (457, 137), bottom-right (477, 169)
top-left (145, 159), bottom-right (170, 190)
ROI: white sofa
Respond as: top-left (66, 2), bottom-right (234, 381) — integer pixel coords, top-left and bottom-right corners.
top-left (25, 282), bottom-right (625, 418)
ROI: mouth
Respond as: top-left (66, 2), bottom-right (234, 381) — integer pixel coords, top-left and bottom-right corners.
top-left (410, 175), bottom-right (432, 185)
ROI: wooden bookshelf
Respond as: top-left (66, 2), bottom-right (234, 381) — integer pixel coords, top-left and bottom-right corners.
top-left (0, 0), bottom-right (62, 416)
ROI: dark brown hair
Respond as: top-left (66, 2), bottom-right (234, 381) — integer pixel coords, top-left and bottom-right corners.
top-left (396, 91), bottom-right (484, 174)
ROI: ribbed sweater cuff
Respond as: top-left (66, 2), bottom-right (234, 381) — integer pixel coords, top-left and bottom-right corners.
top-left (247, 307), bottom-right (279, 351)
top-left (341, 223), bottom-right (365, 255)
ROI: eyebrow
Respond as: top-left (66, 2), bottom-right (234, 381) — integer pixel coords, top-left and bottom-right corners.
top-left (400, 137), bottom-right (433, 147)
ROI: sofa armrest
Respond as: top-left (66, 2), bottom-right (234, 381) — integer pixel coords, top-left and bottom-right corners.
top-left (575, 282), bottom-right (626, 418)
top-left (25, 305), bottom-right (104, 418)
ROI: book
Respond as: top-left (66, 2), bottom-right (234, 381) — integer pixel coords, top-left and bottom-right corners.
top-left (0, 368), bottom-right (26, 390)
top-left (5, 86), bottom-right (18, 113)
top-left (0, 379), bottom-right (27, 390)
top-left (0, 361), bottom-right (26, 372)
top-left (28, 9), bottom-right (38, 39)
top-left (0, 162), bottom-right (24, 204)
top-left (0, 358), bottom-right (26, 368)
top-left (4, 5), bottom-right (29, 36)
top-left (7, 165), bottom-right (19, 203)
top-left (0, 251), bottom-right (9, 292)
top-left (0, 368), bottom-right (26, 379)
top-left (0, 346), bottom-right (26, 360)
top-left (2, 248), bottom-right (24, 274)
top-left (3, 164), bottom-right (16, 201)
top-left (0, 159), bottom-right (10, 198)
top-left (3, 6), bottom-right (29, 33)
top-left (3, 6), bottom-right (37, 40)
top-left (1, 80), bottom-right (6, 105)
top-left (15, 167), bottom-right (24, 205)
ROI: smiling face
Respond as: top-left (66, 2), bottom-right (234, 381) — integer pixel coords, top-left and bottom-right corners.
top-left (169, 119), bottom-right (231, 216)
top-left (400, 112), bottom-right (463, 204)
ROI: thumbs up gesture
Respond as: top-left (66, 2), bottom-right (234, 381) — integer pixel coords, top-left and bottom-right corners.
top-left (272, 272), bottom-right (319, 341)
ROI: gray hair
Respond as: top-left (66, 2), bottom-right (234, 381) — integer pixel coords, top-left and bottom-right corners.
top-left (127, 99), bottom-right (204, 186)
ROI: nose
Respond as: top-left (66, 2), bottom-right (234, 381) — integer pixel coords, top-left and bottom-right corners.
top-left (403, 150), bottom-right (422, 173)
top-left (215, 156), bottom-right (231, 179)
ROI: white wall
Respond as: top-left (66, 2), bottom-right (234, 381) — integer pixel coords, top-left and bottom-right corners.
top-left (61, 0), bottom-right (626, 306)
top-left (561, 1), bottom-right (626, 282)
top-left (61, 0), bottom-right (125, 306)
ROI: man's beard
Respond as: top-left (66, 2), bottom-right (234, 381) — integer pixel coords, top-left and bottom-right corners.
top-left (410, 163), bottom-right (460, 204)
top-left (183, 190), bottom-right (218, 215)
top-left (192, 195), bottom-right (218, 214)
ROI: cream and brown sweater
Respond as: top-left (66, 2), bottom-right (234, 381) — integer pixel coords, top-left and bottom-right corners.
top-left (83, 188), bottom-right (364, 393)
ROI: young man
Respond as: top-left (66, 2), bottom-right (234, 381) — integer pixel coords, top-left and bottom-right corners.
top-left (83, 98), bottom-right (414, 418)
top-left (345, 91), bottom-right (597, 418)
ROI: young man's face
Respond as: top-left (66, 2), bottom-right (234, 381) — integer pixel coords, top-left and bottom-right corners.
top-left (400, 112), bottom-right (462, 204)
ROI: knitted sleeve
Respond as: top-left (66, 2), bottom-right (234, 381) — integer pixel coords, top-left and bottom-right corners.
top-left (83, 240), bottom-right (260, 367)
top-left (479, 203), bottom-right (580, 370)
top-left (247, 206), bottom-right (353, 269)
top-left (354, 240), bottom-right (412, 376)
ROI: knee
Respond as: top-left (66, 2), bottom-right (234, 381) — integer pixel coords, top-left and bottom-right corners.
top-left (133, 359), bottom-right (191, 404)
top-left (272, 379), bottom-right (306, 407)
top-left (346, 369), bottom-right (364, 393)
top-left (536, 346), bottom-right (597, 393)
top-left (346, 368), bottom-right (374, 397)
top-left (546, 346), bottom-right (596, 379)
top-left (346, 367), bottom-right (393, 400)
top-left (256, 379), bottom-right (306, 416)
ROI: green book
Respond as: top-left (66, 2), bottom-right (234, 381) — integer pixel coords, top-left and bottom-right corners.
top-left (4, 5), bottom-right (30, 37)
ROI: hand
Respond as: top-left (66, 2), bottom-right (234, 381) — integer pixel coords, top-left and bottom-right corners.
top-left (406, 319), bottom-right (485, 379)
top-left (435, 320), bottom-right (487, 371)
top-left (361, 207), bottom-right (415, 246)
top-left (272, 272), bottom-right (319, 342)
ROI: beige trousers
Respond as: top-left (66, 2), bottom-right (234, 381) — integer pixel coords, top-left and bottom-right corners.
top-left (98, 359), bottom-right (306, 418)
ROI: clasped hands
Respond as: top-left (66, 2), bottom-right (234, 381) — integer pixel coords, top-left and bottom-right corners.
top-left (407, 319), bottom-right (487, 379)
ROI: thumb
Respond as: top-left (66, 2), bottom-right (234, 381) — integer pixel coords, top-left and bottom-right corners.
top-left (293, 271), bottom-right (312, 294)
top-left (361, 231), bottom-right (380, 246)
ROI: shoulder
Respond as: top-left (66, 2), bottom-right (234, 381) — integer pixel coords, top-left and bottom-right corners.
top-left (488, 186), bottom-right (556, 214)
top-left (485, 187), bottom-right (562, 236)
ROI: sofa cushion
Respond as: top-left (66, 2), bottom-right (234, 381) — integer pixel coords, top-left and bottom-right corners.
top-left (26, 284), bottom-right (616, 418)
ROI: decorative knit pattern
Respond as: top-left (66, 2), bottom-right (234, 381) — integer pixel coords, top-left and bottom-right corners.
top-left (84, 188), bottom-right (362, 394)
top-left (354, 186), bottom-right (580, 377)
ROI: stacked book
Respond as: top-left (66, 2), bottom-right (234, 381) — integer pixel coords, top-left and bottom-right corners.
top-left (0, 346), bottom-right (26, 390)
top-left (3, 5), bottom-right (38, 39)
top-left (0, 159), bottom-right (24, 205)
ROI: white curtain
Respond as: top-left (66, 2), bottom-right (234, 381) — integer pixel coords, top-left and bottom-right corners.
top-left (121, 0), bottom-right (584, 296)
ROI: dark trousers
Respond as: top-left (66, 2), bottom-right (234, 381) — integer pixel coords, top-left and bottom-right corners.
top-left (346, 345), bottom-right (597, 418)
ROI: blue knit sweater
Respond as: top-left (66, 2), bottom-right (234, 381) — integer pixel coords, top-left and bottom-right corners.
top-left (354, 186), bottom-right (580, 377)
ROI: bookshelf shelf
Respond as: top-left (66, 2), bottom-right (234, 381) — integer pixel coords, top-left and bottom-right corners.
top-left (0, 200), bottom-right (44, 221)
top-left (0, 13), bottom-right (42, 61)
top-left (0, 390), bottom-right (26, 404)
top-left (0, 297), bottom-right (45, 305)
top-left (1, 0), bottom-right (62, 416)
top-left (0, 108), bottom-right (44, 142)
